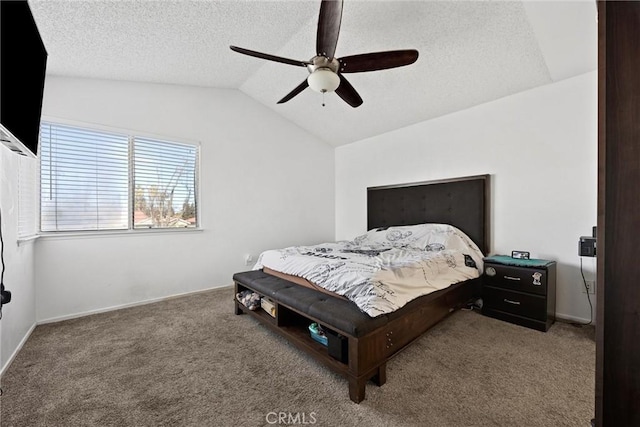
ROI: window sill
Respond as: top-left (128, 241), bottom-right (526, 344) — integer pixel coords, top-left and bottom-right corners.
top-left (37, 227), bottom-right (204, 241)
top-left (17, 234), bottom-right (40, 246)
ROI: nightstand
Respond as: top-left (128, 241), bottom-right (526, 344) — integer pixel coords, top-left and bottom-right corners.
top-left (482, 255), bottom-right (556, 332)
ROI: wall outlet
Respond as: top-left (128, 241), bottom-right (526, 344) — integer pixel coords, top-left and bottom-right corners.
top-left (583, 280), bottom-right (596, 294)
top-left (244, 254), bottom-right (254, 266)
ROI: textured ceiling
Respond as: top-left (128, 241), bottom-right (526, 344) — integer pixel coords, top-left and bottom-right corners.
top-left (29, 0), bottom-right (597, 147)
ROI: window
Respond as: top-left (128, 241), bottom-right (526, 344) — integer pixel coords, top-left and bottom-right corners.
top-left (39, 122), bottom-right (199, 232)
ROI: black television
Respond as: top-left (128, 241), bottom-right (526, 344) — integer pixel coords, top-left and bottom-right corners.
top-left (0, 0), bottom-right (48, 158)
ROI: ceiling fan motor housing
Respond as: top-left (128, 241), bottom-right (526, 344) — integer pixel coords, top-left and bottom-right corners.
top-left (306, 55), bottom-right (339, 74)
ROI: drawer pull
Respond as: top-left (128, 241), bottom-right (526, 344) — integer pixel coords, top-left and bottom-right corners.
top-left (504, 276), bottom-right (521, 281)
top-left (504, 298), bottom-right (521, 305)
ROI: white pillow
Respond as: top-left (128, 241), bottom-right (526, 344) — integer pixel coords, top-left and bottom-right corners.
top-left (354, 224), bottom-right (450, 250)
top-left (405, 223), bottom-right (485, 269)
top-left (352, 227), bottom-right (395, 247)
top-left (353, 223), bottom-right (484, 267)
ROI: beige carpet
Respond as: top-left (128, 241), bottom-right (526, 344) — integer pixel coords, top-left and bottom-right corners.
top-left (0, 287), bottom-right (595, 427)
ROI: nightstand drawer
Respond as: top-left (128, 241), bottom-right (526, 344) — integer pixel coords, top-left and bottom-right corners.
top-left (484, 263), bottom-right (547, 295)
top-left (483, 286), bottom-right (547, 321)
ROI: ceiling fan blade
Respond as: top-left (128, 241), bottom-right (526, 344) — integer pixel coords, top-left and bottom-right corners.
top-left (277, 80), bottom-right (310, 104)
top-left (316, 0), bottom-right (343, 59)
top-left (230, 46), bottom-right (310, 67)
top-left (338, 50), bottom-right (419, 73)
top-left (335, 74), bottom-right (363, 108)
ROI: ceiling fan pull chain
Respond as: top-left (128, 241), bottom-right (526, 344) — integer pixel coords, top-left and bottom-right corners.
top-left (322, 91), bottom-right (326, 107)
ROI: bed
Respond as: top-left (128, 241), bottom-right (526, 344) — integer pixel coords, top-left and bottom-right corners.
top-left (233, 174), bottom-right (490, 402)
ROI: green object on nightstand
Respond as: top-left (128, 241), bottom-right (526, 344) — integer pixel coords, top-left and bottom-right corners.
top-left (483, 255), bottom-right (555, 268)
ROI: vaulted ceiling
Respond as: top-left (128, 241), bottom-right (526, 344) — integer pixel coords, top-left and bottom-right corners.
top-left (29, 0), bottom-right (597, 147)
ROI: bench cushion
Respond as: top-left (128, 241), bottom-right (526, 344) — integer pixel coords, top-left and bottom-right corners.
top-left (233, 270), bottom-right (388, 337)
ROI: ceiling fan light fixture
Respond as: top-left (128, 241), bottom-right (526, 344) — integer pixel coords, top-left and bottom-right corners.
top-left (307, 68), bottom-right (340, 93)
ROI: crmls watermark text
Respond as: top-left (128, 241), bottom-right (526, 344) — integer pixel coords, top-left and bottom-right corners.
top-left (265, 412), bottom-right (317, 425)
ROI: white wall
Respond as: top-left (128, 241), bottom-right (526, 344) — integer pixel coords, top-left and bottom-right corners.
top-left (335, 72), bottom-right (597, 323)
top-left (0, 148), bottom-right (37, 375)
top-left (36, 76), bottom-right (335, 322)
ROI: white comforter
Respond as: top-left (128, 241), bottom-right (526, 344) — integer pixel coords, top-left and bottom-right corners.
top-left (254, 224), bottom-right (484, 317)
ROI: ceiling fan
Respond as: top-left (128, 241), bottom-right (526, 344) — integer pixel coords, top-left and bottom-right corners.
top-left (229, 0), bottom-right (419, 108)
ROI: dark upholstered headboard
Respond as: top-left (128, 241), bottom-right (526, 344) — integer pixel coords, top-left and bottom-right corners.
top-left (367, 175), bottom-right (490, 255)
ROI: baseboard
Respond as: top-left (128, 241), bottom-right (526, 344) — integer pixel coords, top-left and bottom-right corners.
top-left (37, 284), bottom-right (233, 325)
top-left (0, 322), bottom-right (37, 378)
top-left (556, 312), bottom-right (595, 325)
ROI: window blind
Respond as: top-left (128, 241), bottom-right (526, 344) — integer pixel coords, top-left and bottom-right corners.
top-left (133, 137), bottom-right (198, 229)
top-left (40, 123), bottom-right (129, 231)
top-left (18, 154), bottom-right (38, 238)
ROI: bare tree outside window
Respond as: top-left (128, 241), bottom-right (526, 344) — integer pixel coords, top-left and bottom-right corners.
top-left (133, 137), bottom-right (197, 229)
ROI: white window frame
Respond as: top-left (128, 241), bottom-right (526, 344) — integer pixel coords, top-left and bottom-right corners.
top-left (38, 117), bottom-right (201, 237)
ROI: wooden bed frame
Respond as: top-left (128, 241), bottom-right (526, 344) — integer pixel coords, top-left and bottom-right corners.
top-left (234, 174), bottom-right (490, 402)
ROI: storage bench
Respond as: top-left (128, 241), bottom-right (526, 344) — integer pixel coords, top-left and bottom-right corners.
top-left (233, 269), bottom-right (476, 403)
top-left (233, 270), bottom-right (388, 402)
